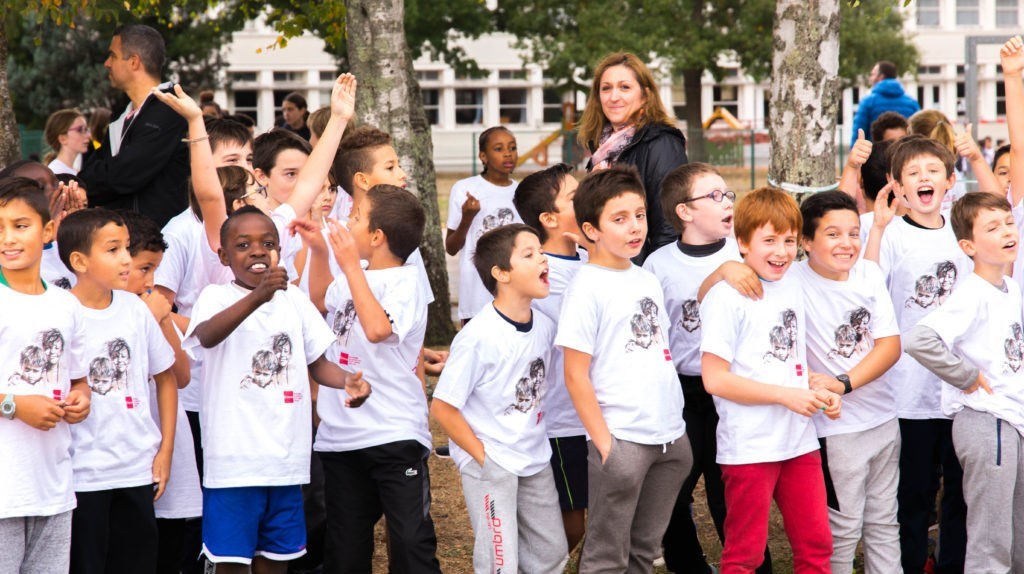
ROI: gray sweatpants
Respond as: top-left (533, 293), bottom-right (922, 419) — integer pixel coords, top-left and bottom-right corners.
top-left (951, 407), bottom-right (1024, 573)
top-left (821, 418), bottom-right (902, 574)
top-left (460, 457), bottom-right (568, 574)
top-left (581, 435), bottom-right (692, 574)
top-left (0, 510), bottom-right (72, 574)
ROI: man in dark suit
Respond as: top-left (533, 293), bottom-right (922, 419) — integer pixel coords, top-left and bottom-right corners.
top-left (80, 24), bottom-right (189, 227)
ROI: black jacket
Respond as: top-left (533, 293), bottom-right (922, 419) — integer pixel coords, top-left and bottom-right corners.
top-left (589, 123), bottom-right (688, 264)
top-left (80, 90), bottom-right (190, 228)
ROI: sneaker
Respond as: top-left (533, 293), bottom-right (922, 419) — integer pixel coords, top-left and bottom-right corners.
top-left (434, 445), bottom-right (451, 458)
top-left (652, 556), bottom-right (665, 567)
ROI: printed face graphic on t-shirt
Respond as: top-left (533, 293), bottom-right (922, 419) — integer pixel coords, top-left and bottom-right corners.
top-left (332, 300), bottom-right (357, 347)
top-left (849, 306), bottom-right (873, 353)
top-left (7, 329), bottom-right (65, 388)
top-left (828, 325), bottom-right (858, 360)
top-left (626, 297), bottom-right (664, 352)
top-left (504, 357), bottom-right (545, 415)
top-left (1004, 322), bottom-right (1024, 374)
top-left (52, 277), bottom-right (72, 290)
top-left (86, 338), bottom-right (132, 395)
top-left (88, 356), bottom-right (116, 395)
top-left (680, 299), bottom-right (700, 333)
top-left (763, 309), bottom-right (797, 363)
top-left (907, 261), bottom-right (958, 309)
top-left (240, 333), bottom-right (294, 389)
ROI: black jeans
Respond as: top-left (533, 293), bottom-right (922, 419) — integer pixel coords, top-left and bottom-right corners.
top-left (70, 484), bottom-right (158, 574)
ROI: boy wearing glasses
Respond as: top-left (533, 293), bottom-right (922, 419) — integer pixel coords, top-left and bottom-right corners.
top-left (643, 163), bottom-right (772, 574)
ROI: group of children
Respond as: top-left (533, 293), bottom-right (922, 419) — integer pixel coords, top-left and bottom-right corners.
top-left (7, 35), bottom-right (1024, 574)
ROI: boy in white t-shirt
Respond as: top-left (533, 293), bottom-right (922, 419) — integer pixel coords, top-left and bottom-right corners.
top-left (865, 134), bottom-right (972, 573)
top-left (512, 162), bottom-right (589, 552)
top-left (556, 166), bottom-right (692, 573)
top-left (56, 208), bottom-right (178, 572)
top-left (313, 185), bottom-right (441, 573)
top-left (700, 187), bottom-right (841, 572)
top-left (0, 178), bottom-right (90, 574)
top-left (431, 224), bottom-right (568, 573)
top-left (121, 210), bottom-right (204, 572)
top-left (643, 163), bottom-right (772, 574)
top-left (793, 191), bottom-right (902, 573)
top-left (905, 192), bottom-right (1024, 573)
top-left (182, 207), bottom-right (370, 571)
top-left (445, 126), bottom-right (522, 321)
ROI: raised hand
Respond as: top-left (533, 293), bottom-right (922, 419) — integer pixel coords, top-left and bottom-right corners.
top-left (288, 218), bottom-right (328, 254)
top-left (1001, 35), bottom-right (1024, 76)
top-left (848, 129), bottom-right (873, 169)
top-left (251, 260), bottom-right (289, 305)
top-left (151, 84), bottom-right (203, 122)
top-left (461, 192), bottom-right (482, 221)
top-left (326, 218), bottom-right (361, 272)
top-left (331, 73), bottom-right (358, 123)
top-left (873, 182), bottom-right (900, 229)
top-left (954, 123), bottom-right (982, 161)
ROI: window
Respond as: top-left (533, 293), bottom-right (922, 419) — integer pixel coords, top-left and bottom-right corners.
top-left (957, 0), bottom-right (980, 25)
top-left (498, 69), bottom-right (527, 81)
top-left (543, 88), bottom-right (564, 124)
top-left (454, 89), bottom-right (483, 125)
top-left (998, 0), bottom-right (1019, 25)
top-left (230, 71), bottom-right (258, 83)
top-left (319, 71), bottom-right (337, 82)
top-left (917, 0), bottom-right (940, 26)
top-left (421, 89), bottom-right (440, 125)
top-left (499, 89), bottom-right (527, 124)
top-left (416, 70), bottom-right (441, 82)
top-left (918, 65), bottom-right (942, 75)
top-left (233, 90), bottom-right (258, 123)
top-left (670, 77), bottom-right (687, 120)
top-left (998, 80), bottom-right (1008, 116)
top-left (273, 71), bottom-right (305, 83)
top-left (712, 85), bottom-right (739, 119)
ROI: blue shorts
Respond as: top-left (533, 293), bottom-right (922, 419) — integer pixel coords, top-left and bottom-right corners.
top-left (201, 485), bottom-right (306, 564)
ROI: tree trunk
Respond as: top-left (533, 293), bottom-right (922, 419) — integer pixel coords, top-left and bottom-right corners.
top-left (345, 0), bottom-right (456, 345)
top-left (681, 67), bottom-right (706, 163)
top-left (0, 26), bottom-right (21, 169)
top-left (768, 0), bottom-right (841, 197)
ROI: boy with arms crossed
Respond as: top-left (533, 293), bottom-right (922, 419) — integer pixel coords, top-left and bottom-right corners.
top-left (865, 135), bottom-right (972, 574)
top-left (182, 207), bottom-right (369, 573)
top-left (905, 192), bottom-right (1024, 573)
top-left (512, 163), bottom-right (589, 552)
top-left (313, 185), bottom-right (441, 573)
top-left (0, 177), bottom-right (90, 573)
top-left (557, 166), bottom-right (692, 573)
top-left (431, 224), bottom-right (568, 573)
top-left (793, 191), bottom-right (902, 573)
top-left (700, 187), bottom-right (840, 573)
top-left (58, 208), bottom-right (178, 572)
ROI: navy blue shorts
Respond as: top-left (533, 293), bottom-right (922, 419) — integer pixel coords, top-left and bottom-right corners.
top-left (549, 435), bottom-right (588, 511)
top-left (201, 485), bottom-right (306, 564)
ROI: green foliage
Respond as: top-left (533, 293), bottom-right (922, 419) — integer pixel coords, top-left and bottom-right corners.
top-left (839, 0), bottom-right (919, 87)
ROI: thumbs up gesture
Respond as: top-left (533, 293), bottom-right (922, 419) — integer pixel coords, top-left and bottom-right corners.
top-left (955, 123), bottom-right (982, 162)
top-left (847, 129), bottom-right (873, 169)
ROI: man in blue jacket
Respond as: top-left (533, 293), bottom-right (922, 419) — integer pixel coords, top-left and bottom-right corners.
top-left (851, 60), bottom-right (920, 147)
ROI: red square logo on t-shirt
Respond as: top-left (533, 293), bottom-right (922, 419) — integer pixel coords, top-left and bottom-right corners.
top-left (663, 349), bottom-right (673, 362)
top-left (339, 352), bottom-right (361, 367)
top-left (284, 390), bottom-right (295, 404)
top-left (52, 389), bottom-right (64, 402)
top-left (125, 396), bottom-right (135, 409)
top-left (795, 363), bottom-right (804, 377)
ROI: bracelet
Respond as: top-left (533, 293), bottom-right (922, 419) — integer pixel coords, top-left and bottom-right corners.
top-left (182, 135), bottom-right (209, 144)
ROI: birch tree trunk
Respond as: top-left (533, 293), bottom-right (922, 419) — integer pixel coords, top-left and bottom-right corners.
top-left (0, 27), bottom-right (21, 169)
top-left (345, 0), bottom-right (456, 345)
top-left (769, 0), bottom-right (841, 195)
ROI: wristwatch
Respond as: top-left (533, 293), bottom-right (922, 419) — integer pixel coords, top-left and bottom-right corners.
top-left (1, 394), bottom-right (15, 420)
top-left (837, 374), bottom-right (853, 395)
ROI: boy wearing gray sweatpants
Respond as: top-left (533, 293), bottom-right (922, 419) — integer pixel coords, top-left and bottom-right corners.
top-left (905, 192), bottom-right (1024, 574)
top-left (432, 225), bottom-right (569, 573)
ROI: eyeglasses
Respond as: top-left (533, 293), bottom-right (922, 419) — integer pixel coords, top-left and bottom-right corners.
top-left (67, 126), bottom-right (91, 135)
top-left (682, 189), bottom-right (736, 204)
top-left (240, 185), bottom-right (268, 201)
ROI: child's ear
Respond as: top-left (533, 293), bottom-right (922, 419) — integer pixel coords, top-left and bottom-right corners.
top-left (538, 211), bottom-right (559, 230)
top-left (581, 221), bottom-right (597, 243)
top-left (353, 171), bottom-right (370, 193)
top-left (253, 168), bottom-right (270, 186)
top-left (369, 227), bottom-right (386, 248)
top-left (958, 237), bottom-right (976, 258)
top-left (736, 237), bottom-right (749, 256)
top-left (68, 250), bottom-right (88, 274)
top-left (491, 265), bottom-right (510, 286)
top-left (42, 220), bottom-right (55, 245)
top-left (675, 202), bottom-right (694, 224)
top-left (217, 246), bottom-right (229, 267)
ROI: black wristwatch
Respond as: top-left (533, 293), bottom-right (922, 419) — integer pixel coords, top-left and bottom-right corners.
top-left (837, 373), bottom-right (853, 395)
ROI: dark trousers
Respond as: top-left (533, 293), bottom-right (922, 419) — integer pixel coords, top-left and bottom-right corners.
top-left (155, 518), bottom-right (185, 574)
top-left (898, 418), bottom-right (966, 574)
top-left (320, 440), bottom-right (442, 574)
top-left (70, 484), bottom-right (158, 574)
top-left (663, 375), bottom-right (772, 574)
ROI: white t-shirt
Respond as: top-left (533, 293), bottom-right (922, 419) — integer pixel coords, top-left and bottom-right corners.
top-left (446, 175), bottom-right (520, 319)
top-left (183, 283), bottom-right (334, 488)
top-left (155, 209), bottom-right (206, 412)
top-left (315, 265), bottom-right (430, 452)
top-left (643, 239), bottom-right (742, 377)
top-left (792, 260), bottom-right (900, 438)
top-left (433, 304), bottom-right (555, 476)
top-left (555, 264), bottom-right (686, 445)
top-left (0, 283), bottom-right (86, 518)
top-left (878, 216), bottom-right (973, 419)
top-left (47, 157), bottom-right (79, 176)
top-left (70, 291), bottom-right (176, 492)
top-left (859, 212), bottom-right (875, 251)
top-left (1012, 199), bottom-right (1024, 294)
top-left (532, 250), bottom-right (587, 438)
top-left (700, 274), bottom-right (820, 464)
top-left (40, 244), bottom-right (75, 290)
top-left (919, 274), bottom-right (1024, 435)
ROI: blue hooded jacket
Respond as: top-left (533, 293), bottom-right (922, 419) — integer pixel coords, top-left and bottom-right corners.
top-left (851, 78), bottom-right (921, 146)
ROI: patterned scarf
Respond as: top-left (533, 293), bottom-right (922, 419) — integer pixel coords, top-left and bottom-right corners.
top-left (590, 124), bottom-right (637, 170)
